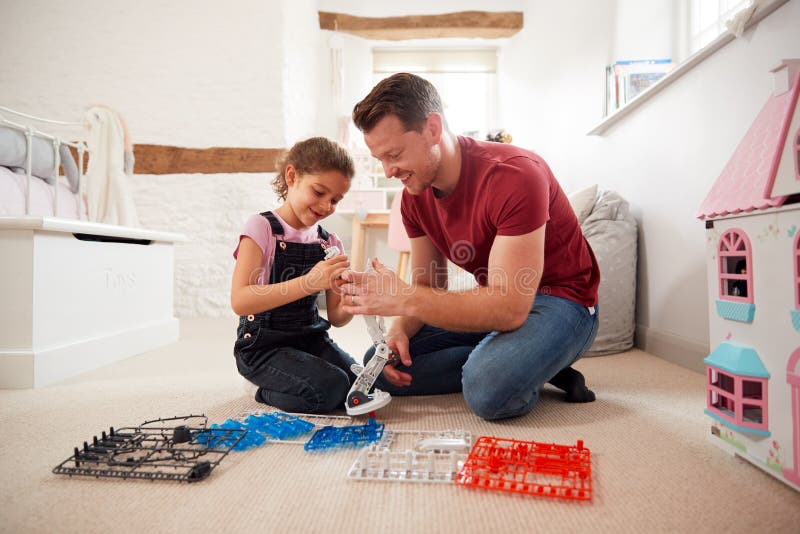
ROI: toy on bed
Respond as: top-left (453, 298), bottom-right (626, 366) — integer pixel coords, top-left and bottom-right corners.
top-left (0, 106), bottom-right (87, 219)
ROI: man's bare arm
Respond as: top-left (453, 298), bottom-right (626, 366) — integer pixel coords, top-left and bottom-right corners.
top-left (403, 226), bottom-right (544, 332)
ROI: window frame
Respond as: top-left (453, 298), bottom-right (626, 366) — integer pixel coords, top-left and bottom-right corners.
top-left (688, 0), bottom-right (753, 55)
top-left (706, 366), bottom-right (769, 432)
top-left (794, 230), bottom-right (800, 310)
top-left (794, 127), bottom-right (800, 182)
top-left (371, 47), bottom-right (499, 141)
top-left (717, 228), bottom-right (754, 303)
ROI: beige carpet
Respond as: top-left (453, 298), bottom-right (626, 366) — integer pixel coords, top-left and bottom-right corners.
top-left (1, 318), bottom-right (799, 533)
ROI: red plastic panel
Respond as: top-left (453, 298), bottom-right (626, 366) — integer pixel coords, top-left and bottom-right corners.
top-left (455, 436), bottom-right (592, 501)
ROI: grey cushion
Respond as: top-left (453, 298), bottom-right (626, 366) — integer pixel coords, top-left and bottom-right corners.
top-left (582, 190), bottom-right (638, 355)
top-left (0, 125), bottom-right (79, 193)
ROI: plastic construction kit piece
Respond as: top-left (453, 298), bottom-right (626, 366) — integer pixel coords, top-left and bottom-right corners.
top-left (196, 419), bottom-right (262, 451)
top-left (198, 412), bottom-right (316, 451)
top-left (323, 248), bottom-right (394, 417)
top-left (323, 245), bottom-right (341, 260)
top-left (304, 417), bottom-right (384, 451)
top-left (52, 415), bottom-right (245, 483)
top-left (236, 409), bottom-right (354, 445)
top-left (345, 314), bottom-right (396, 416)
top-left (242, 412), bottom-right (315, 440)
top-left (455, 436), bottom-right (593, 501)
top-left (348, 429), bottom-right (473, 484)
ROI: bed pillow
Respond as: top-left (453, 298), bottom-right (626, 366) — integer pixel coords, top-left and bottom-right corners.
top-left (567, 183), bottom-right (598, 225)
top-left (0, 125), bottom-right (80, 193)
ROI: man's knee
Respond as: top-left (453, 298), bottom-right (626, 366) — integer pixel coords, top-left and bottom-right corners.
top-left (462, 367), bottom-right (539, 420)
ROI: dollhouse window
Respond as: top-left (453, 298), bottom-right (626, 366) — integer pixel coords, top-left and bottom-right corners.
top-left (707, 367), bottom-right (769, 433)
top-left (795, 232), bottom-right (800, 310)
top-left (718, 229), bottom-right (753, 302)
top-left (795, 128), bottom-right (800, 180)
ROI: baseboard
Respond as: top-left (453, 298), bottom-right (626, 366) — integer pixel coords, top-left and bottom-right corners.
top-left (0, 319), bottom-right (180, 388)
top-left (634, 324), bottom-right (709, 374)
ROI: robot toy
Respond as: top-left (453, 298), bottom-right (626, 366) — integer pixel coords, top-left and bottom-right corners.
top-left (323, 245), bottom-right (397, 417)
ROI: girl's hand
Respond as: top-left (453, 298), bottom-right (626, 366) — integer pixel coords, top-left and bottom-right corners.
top-left (340, 257), bottom-right (410, 317)
top-left (306, 255), bottom-right (350, 293)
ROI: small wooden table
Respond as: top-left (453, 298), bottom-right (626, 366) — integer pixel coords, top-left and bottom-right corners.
top-left (350, 210), bottom-right (390, 271)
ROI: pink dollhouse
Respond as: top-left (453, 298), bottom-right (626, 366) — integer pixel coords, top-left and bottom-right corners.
top-left (698, 59), bottom-right (800, 491)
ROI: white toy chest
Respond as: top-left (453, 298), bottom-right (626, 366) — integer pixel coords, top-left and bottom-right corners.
top-left (0, 216), bottom-right (185, 388)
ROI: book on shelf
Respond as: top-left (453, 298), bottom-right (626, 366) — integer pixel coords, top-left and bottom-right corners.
top-left (605, 59), bottom-right (674, 116)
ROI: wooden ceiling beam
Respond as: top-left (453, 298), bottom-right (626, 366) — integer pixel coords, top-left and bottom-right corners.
top-left (133, 144), bottom-right (284, 175)
top-left (67, 144), bottom-right (285, 175)
top-left (318, 10), bottom-right (523, 40)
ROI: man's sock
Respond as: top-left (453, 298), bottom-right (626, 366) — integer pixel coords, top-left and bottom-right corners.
top-left (548, 366), bottom-right (596, 403)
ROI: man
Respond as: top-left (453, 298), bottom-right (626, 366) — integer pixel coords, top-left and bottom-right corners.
top-left (341, 73), bottom-right (600, 420)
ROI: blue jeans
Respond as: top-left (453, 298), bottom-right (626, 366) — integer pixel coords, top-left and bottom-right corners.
top-left (363, 294), bottom-right (599, 420)
top-left (234, 323), bottom-right (357, 414)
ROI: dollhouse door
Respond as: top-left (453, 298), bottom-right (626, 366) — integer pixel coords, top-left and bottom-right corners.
top-left (787, 348), bottom-right (800, 486)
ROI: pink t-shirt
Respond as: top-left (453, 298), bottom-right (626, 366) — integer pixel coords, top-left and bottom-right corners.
top-left (233, 212), bottom-right (344, 285)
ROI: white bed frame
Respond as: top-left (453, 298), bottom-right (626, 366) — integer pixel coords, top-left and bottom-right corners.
top-left (0, 105), bottom-right (86, 217)
top-left (0, 107), bottom-right (184, 388)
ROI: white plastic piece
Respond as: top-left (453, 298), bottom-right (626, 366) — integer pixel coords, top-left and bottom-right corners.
top-left (345, 335), bottom-right (393, 416)
top-left (415, 437), bottom-right (471, 453)
top-left (347, 429), bottom-right (473, 484)
top-left (323, 245), bottom-right (341, 260)
top-left (343, 263), bottom-right (400, 416)
top-left (346, 388), bottom-right (391, 416)
top-left (364, 315), bottom-right (387, 345)
top-left (348, 445), bottom-right (468, 484)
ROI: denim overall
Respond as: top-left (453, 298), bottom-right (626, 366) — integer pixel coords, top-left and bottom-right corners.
top-left (233, 211), bottom-right (356, 413)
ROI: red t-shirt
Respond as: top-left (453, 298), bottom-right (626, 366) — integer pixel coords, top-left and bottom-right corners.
top-left (402, 136), bottom-right (600, 307)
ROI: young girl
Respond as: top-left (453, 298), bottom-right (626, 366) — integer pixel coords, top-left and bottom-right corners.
top-left (231, 137), bottom-right (357, 413)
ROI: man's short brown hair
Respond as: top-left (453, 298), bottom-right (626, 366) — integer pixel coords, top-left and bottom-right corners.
top-left (352, 73), bottom-right (446, 133)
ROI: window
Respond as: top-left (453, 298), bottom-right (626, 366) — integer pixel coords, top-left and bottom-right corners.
top-left (718, 229), bottom-right (753, 302)
top-left (795, 231), bottom-right (800, 309)
top-left (688, 0), bottom-right (753, 55)
top-left (707, 367), bottom-right (769, 432)
top-left (372, 48), bottom-right (498, 141)
top-left (795, 128), bottom-right (800, 181)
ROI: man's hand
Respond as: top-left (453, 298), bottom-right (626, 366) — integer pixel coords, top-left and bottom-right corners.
top-left (340, 257), bottom-right (411, 316)
top-left (382, 329), bottom-right (412, 387)
top-left (305, 255), bottom-right (350, 293)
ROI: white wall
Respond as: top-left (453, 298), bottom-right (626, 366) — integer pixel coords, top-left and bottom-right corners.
top-left (499, 0), bottom-right (616, 179)
top-left (613, 0), bottom-right (676, 62)
top-left (500, 0), bottom-right (800, 369)
top-left (282, 2), bottom-right (322, 144)
top-left (5, 0), bottom-right (797, 365)
top-left (0, 0), bottom-right (286, 148)
top-left (316, 0), bottom-right (527, 268)
top-left (0, 0), bottom-right (311, 317)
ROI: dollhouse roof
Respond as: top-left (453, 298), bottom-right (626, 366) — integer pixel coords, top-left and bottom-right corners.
top-left (704, 342), bottom-right (770, 378)
top-left (697, 69), bottom-right (800, 220)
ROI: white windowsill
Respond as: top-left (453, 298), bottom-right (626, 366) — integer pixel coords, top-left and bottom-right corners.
top-left (587, 0), bottom-right (790, 136)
